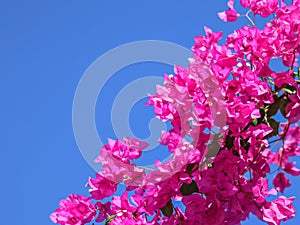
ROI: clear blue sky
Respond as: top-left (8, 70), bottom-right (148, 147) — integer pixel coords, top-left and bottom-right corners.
top-left (2, 0), bottom-right (299, 225)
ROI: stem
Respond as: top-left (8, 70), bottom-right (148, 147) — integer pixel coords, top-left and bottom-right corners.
top-left (290, 49), bottom-right (297, 70)
top-left (239, 10), bottom-right (255, 26)
top-left (279, 123), bottom-right (290, 168)
top-left (136, 165), bottom-right (155, 171)
top-left (269, 138), bottom-right (281, 144)
top-left (245, 10), bottom-right (255, 26)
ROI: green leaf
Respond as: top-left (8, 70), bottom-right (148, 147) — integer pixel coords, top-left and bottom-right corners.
top-left (232, 150), bottom-right (239, 157)
top-left (132, 212), bottom-right (137, 219)
top-left (252, 118), bottom-right (258, 126)
top-left (279, 96), bottom-right (290, 118)
top-left (266, 96), bottom-right (280, 117)
top-left (270, 118), bottom-right (280, 135)
top-left (160, 200), bottom-right (173, 217)
top-left (180, 180), bottom-right (198, 196)
top-left (105, 215), bottom-right (116, 225)
top-left (294, 72), bottom-right (298, 78)
top-left (266, 118), bottom-right (280, 139)
top-left (225, 131), bottom-right (234, 150)
top-left (259, 107), bottom-right (266, 118)
top-left (186, 163), bottom-right (197, 174)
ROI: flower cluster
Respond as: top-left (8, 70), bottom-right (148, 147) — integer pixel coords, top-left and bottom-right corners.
top-left (51, 0), bottom-right (300, 224)
top-left (50, 194), bottom-right (96, 225)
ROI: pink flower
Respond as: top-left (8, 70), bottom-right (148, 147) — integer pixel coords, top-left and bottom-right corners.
top-left (158, 131), bottom-right (181, 153)
top-left (274, 71), bottom-right (296, 88)
top-left (193, 27), bottom-right (223, 63)
top-left (252, 178), bottom-right (273, 204)
top-left (286, 89), bottom-right (300, 123)
top-left (88, 173), bottom-right (117, 200)
top-left (286, 102), bottom-right (300, 123)
top-left (240, 0), bottom-right (278, 17)
top-left (108, 192), bottom-right (142, 224)
top-left (50, 194), bottom-right (96, 225)
top-left (182, 194), bottom-right (206, 222)
top-left (272, 172), bottom-right (291, 193)
top-left (161, 207), bottom-right (187, 224)
top-left (262, 196), bottom-right (296, 225)
top-left (111, 191), bottom-right (136, 213)
top-left (218, 9), bottom-right (239, 22)
top-left (97, 137), bottom-right (149, 164)
top-left (283, 124), bottom-right (300, 157)
top-left (95, 146), bottom-right (146, 184)
top-left (109, 216), bottom-right (147, 225)
top-left (94, 202), bottom-right (112, 223)
top-left (202, 200), bottom-right (226, 225)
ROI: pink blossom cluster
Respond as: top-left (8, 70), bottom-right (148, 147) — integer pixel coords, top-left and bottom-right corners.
top-left (50, 194), bottom-right (96, 225)
top-left (51, 0), bottom-right (300, 224)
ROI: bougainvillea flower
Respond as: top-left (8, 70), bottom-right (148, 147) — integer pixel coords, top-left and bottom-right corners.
top-left (50, 194), bottom-right (96, 225)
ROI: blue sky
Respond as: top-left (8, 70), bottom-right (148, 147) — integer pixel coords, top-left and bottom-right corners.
top-left (2, 0), bottom-right (299, 225)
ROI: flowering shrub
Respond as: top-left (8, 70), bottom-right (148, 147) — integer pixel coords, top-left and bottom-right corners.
top-left (51, 0), bottom-right (300, 224)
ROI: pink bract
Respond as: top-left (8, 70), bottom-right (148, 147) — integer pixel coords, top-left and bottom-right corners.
top-left (50, 194), bottom-right (96, 225)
